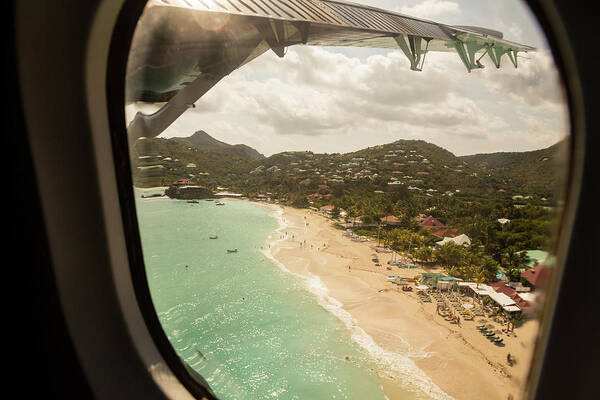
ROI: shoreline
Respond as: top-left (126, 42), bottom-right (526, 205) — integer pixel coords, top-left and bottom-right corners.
top-left (258, 202), bottom-right (537, 400)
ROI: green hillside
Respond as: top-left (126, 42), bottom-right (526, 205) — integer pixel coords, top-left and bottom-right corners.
top-left (459, 139), bottom-right (568, 201)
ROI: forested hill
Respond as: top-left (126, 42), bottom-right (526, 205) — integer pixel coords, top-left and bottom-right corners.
top-left (459, 139), bottom-right (568, 198)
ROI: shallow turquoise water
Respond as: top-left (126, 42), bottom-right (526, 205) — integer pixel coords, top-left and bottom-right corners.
top-left (135, 192), bottom-right (387, 400)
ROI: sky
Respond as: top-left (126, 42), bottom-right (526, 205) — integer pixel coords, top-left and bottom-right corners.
top-left (127, 0), bottom-right (569, 157)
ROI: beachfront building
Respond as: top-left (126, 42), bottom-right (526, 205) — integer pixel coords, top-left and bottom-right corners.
top-left (214, 191), bottom-right (243, 198)
top-left (521, 264), bottom-right (553, 290)
top-left (458, 282), bottom-right (524, 317)
top-left (420, 273), bottom-right (461, 290)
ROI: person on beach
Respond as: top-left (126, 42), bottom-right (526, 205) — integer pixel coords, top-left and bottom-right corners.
top-left (507, 353), bottom-right (512, 365)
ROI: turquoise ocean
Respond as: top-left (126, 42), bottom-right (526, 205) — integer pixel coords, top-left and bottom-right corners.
top-left (135, 190), bottom-right (443, 400)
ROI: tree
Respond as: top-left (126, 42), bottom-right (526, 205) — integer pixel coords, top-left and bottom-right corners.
top-left (414, 246), bottom-right (433, 263)
top-left (385, 229), bottom-right (424, 252)
top-left (331, 205), bottom-right (340, 219)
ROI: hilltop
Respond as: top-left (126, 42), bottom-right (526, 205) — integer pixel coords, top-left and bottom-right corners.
top-left (172, 130), bottom-right (264, 160)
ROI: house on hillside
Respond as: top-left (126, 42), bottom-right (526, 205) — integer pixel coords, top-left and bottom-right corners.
top-left (417, 215), bottom-right (446, 229)
top-left (435, 234), bottom-right (471, 247)
top-left (431, 228), bottom-right (463, 239)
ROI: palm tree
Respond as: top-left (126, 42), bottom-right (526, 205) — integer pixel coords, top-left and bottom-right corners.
top-left (474, 269), bottom-right (486, 289)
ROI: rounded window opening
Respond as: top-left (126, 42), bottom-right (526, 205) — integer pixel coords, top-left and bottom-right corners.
top-left (124, 1), bottom-right (571, 399)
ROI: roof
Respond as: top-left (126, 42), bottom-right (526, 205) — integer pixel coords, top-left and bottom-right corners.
top-left (521, 265), bottom-right (553, 288)
top-left (419, 216), bottom-right (446, 228)
top-left (522, 250), bottom-right (550, 268)
top-left (422, 273), bottom-right (446, 278)
top-left (431, 228), bottom-right (462, 238)
top-left (489, 281), bottom-right (531, 309)
top-left (436, 234), bottom-right (471, 246)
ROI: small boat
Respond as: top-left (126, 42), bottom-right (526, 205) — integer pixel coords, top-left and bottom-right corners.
top-left (187, 200), bottom-right (199, 204)
top-left (209, 235), bottom-right (218, 239)
top-left (216, 201), bottom-right (225, 206)
top-left (227, 249), bottom-right (238, 253)
top-left (205, 199), bottom-right (214, 201)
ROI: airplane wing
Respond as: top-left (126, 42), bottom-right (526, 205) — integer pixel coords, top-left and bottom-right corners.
top-left (126, 0), bottom-right (535, 139)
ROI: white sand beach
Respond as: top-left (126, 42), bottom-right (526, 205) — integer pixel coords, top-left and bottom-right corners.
top-left (265, 204), bottom-right (538, 400)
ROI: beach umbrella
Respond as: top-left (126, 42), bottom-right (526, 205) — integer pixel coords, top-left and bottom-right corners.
top-left (462, 304), bottom-right (474, 309)
top-left (416, 285), bottom-right (429, 290)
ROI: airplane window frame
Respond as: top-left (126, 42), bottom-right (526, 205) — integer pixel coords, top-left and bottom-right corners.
top-left (12, 0), bottom-right (595, 399)
top-left (107, 1), bottom-right (587, 399)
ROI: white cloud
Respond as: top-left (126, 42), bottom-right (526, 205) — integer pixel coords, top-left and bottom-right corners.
top-left (396, 0), bottom-right (461, 21)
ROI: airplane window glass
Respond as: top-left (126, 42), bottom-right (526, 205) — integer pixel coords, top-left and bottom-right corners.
top-left (124, 1), bottom-right (570, 399)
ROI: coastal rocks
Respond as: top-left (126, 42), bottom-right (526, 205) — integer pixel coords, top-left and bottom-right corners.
top-left (165, 185), bottom-right (214, 200)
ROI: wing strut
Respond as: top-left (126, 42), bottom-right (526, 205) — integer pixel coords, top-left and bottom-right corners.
top-left (395, 35), bottom-right (431, 71)
top-left (453, 40), bottom-right (487, 72)
top-left (488, 45), bottom-right (519, 68)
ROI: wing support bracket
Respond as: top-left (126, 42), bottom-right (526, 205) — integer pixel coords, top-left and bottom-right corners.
top-left (454, 40), bottom-right (487, 72)
top-left (394, 35), bottom-right (431, 71)
top-left (254, 19), bottom-right (287, 58)
top-left (487, 44), bottom-right (518, 68)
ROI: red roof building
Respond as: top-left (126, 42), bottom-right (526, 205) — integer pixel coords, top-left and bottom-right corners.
top-left (521, 265), bottom-right (553, 289)
top-left (431, 228), bottom-right (463, 238)
top-left (418, 216), bottom-right (446, 229)
top-left (489, 281), bottom-right (531, 309)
